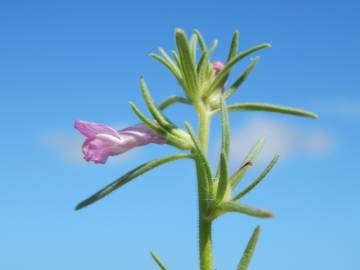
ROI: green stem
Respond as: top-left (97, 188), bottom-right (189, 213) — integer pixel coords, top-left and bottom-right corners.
top-left (195, 104), bottom-right (213, 270)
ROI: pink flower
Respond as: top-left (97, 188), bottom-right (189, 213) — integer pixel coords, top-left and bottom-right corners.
top-left (212, 61), bottom-right (225, 75)
top-left (74, 120), bottom-right (165, 164)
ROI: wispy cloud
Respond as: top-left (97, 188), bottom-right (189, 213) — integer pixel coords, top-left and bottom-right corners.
top-left (315, 99), bottom-right (360, 119)
top-left (43, 131), bottom-right (84, 163)
top-left (229, 117), bottom-right (333, 165)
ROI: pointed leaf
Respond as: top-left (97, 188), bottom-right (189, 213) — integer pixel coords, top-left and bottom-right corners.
top-left (227, 102), bottom-right (319, 119)
top-left (149, 53), bottom-right (184, 88)
top-left (158, 95), bottom-right (192, 111)
top-left (223, 57), bottom-right (260, 101)
top-left (214, 97), bottom-right (230, 179)
top-left (75, 154), bottom-right (192, 210)
top-left (194, 29), bottom-right (207, 52)
top-left (221, 30), bottom-right (239, 84)
top-left (236, 226), bottom-right (261, 270)
top-left (215, 152), bottom-right (229, 203)
top-left (203, 43), bottom-right (271, 99)
top-left (230, 138), bottom-right (266, 189)
top-left (171, 50), bottom-right (181, 68)
top-left (158, 48), bottom-right (178, 70)
top-left (184, 121), bottom-right (213, 196)
top-left (207, 39), bottom-right (218, 58)
top-left (220, 97), bottom-right (230, 158)
top-left (129, 102), bottom-right (164, 134)
top-left (150, 252), bottom-right (169, 270)
top-left (140, 77), bottom-right (175, 131)
top-left (209, 201), bottom-right (274, 220)
top-left (175, 29), bottom-right (199, 98)
top-left (189, 33), bottom-right (198, 61)
top-left (233, 154), bottom-right (280, 201)
top-left (227, 30), bottom-right (239, 62)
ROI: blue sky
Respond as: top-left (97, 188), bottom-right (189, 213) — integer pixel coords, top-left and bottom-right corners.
top-left (1, 0), bottom-right (359, 269)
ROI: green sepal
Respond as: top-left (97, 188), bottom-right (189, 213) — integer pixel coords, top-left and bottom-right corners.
top-left (130, 101), bottom-right (192, 150)
top-left (208, 201), bottom-right (274, 220)
top-left (233, 154), bottom-right (280, 201)
top-left (150, 251), bottom-right (169, 270)
top-left (203, 43), bottom-right (271, 99)
top-left (226, 102), bottom-right (319, 119)
top-left (222, 56), bottom-right (260, 101)
top-left (236, 226), bottom-right (261, 270)
top-left (158, 95), bottom-right (192, 111)
top-left (184, 121), bottom-right (213, 197)
top-left (215, 152), bottom-right (229, 203)
top-left (175, 28), bottom-right (199, 99)
top-left (75, 154), bottom-right (193, 210)
top-left (230, 138), bottom-right (266, 189)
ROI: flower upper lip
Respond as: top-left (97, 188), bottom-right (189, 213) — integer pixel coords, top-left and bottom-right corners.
top-left (74, 120), bottom-right (165, 164)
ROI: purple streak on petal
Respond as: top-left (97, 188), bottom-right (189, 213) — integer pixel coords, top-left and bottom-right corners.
top-left (74, 121), bottom-right (165, 164)
top-left (74, 120), bottom-right (119, 138)
top-left (120, 123), bottom-right (166, 144)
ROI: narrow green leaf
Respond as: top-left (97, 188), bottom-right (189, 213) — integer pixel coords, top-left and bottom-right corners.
top-left (150, 251), bottom-right (169, 270)
top-left (209, 201), bottom-right (274, 220)
top-left (220, 97), bottom-right (230, 158)
top-left (215, 152), bottom-right (229, 203)
top-left (129, 102), bottom-right (164, 134)
top-left (214, 97), bottom-right (230, 180)
top-left (227, 30), bottom-right (239, 62)
top-left (221, 31), bottom-right (239, 84)
top-left (158, 95), bottom-right (192, 111)
top-left (189, 33), bottom-right (198, 62)
top-left (223, 57), bottom-right (260, 101)
top-left (75, 154), bottom-right (192, 210)
top-left (149, 53), bottom-right (184, 87)
top-left (171, 50), bottom-right (181, 68)
top-left (207, 39), bottom-right (218, 58)
top-left (140, 77), bottom-right (175, 131)
top-left (227, 102), bottom-right (319, 119)
top-left (236, 226), bottom-right (261, 270)
top-left (230, 138), bottom-right (266, 189)
top-left (175, 29), bottom-right (199, 98)
top-left (158, 48), bottom-right (178, 69)
top-left (194, 29), bottom-right (207, 52)
top-left (233, 154), bottom-right (280, 201)
top-left (197, 51), bottom-right (212, 86)
top-left (204, 43), bottom-right (271, 99)
top-left (184, 121), bottom-right (213, 196)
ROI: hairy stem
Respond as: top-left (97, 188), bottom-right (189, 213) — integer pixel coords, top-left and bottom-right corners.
top-left (196, 103), bottom-right (213, 270)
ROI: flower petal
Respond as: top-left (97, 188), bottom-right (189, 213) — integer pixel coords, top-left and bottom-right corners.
top-left (75, 121), bottom-right (166, 164)
top-left (213, 61), bottom-right (225, 75)
top-left (120, 123), bottom-right (166, 144)
top-left (74, 120), bottom-right (119, 138)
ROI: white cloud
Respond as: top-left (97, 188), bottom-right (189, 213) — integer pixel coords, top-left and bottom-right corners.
top-left (316, 99), bottom-right (360, 119)
top-left (43, 131), bottom-right (84, 163)
top-left (229, 117), bottom-right (333, 165)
